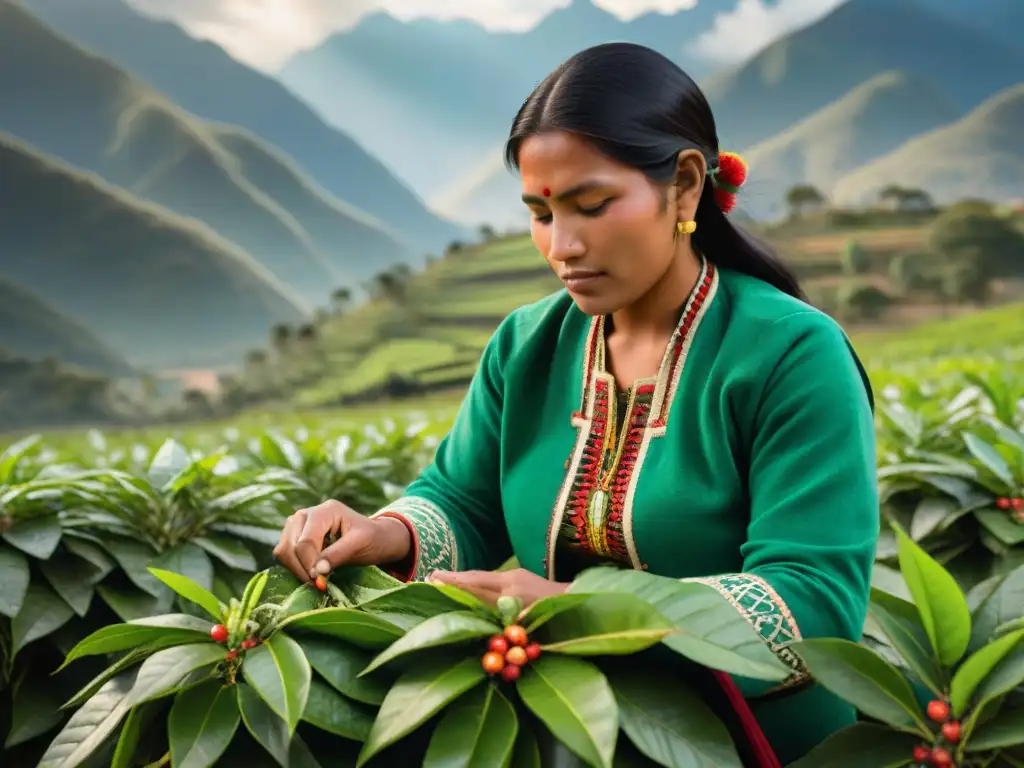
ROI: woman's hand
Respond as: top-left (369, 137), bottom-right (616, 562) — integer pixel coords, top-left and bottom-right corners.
top-left (273, 500), bottom-right (412, 583)
top-left (427, 568), bottom-right (569, 608)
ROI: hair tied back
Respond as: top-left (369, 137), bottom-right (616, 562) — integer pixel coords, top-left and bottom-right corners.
top-left (710, 151), bottom-right (748, 214)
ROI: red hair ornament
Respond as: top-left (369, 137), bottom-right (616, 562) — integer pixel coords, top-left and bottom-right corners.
top-left (712, 151), bottom-right (748, 214)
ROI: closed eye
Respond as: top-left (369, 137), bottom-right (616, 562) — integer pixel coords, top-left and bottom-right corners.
top-left (530, 199), bottom-right (611, 224)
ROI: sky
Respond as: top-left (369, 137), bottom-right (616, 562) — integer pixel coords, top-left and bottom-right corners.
top-left (126, 0), bottom-right (846, 71)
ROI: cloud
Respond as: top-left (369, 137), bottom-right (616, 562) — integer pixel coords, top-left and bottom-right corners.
top-left (692, 0), bottom-right (845, 64)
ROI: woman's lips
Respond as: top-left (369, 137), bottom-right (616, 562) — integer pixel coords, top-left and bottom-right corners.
top-left (561, 270), bottom-right (607, 292)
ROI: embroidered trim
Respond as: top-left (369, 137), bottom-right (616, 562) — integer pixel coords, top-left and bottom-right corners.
top-left (686, 573), bottom-right (809, 691)
top-left (545, 258), bottom-right (719, 578)
top-left (371, 496), bottom-right (458, 581)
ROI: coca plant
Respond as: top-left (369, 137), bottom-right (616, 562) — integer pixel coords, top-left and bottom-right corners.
top-left (791, 525), bottom-right (1024, 768)
top-left (42, 563), bottom-right (794, 768)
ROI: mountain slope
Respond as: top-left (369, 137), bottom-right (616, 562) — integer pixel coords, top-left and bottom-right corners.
top-left (0, 277), bottom-right (132, 374)
top-left (0, 132), bottom-right (307, 368)
top-left (832, 83), bottom-right (1024, 206)
top-left (19, 0), bottom-right (466, 250)
top-left (701, 0), bottom-right (1024, 152)
top-left (0, 1), bottom-right (415, 302)
top-left (740, 71), bottom-right (962, 217)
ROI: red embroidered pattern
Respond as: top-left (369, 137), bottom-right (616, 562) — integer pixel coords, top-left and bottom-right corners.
top-left (605, 383), bottom-right (655, 560)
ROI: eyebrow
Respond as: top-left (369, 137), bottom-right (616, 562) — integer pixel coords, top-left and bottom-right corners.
top-left (521, 181), bottom-right (606, 205)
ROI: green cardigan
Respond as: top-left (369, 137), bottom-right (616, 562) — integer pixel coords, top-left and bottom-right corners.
top-left (374, 259), bottom-right (879, 764)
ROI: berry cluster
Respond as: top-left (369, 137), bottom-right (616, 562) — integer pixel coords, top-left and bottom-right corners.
top-left (912, 699), bottom-right (961, 767)
top-left (210, 623), bottom-right (261, 660)
top-left (480, 624), bottom-right (541, 682)
top-left (996, 496), bottom-right (1024, 523)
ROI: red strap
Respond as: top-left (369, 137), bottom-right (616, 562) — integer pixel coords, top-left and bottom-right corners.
top-left (372, 511), bottom-right (418, 583)
top-left (711, 671), bottom-right (782, 768)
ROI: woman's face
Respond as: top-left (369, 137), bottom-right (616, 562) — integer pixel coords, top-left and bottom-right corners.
top-left (518, 131), bottom-right (682, 317)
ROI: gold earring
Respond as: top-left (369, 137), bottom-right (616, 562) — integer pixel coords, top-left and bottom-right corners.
top-left (677, 220), bottom-right (696, 235)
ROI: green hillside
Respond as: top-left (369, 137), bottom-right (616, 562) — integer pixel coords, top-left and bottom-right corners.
top-left (0, 277), bottom-right (131, 374)
top-left (741, 71), bottom-right (960, 218)
top-left (0, 0), bottom-right (413, 304)
top-left (20, 0), bottom-right (466, 250)
top-left (832, 83), bottom-right (1024, 206)
top-left (0, 133), bottom-right (307, 368)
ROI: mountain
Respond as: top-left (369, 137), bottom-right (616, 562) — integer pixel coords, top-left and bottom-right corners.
top-left (701, 0), bottom-right (1024, 152)
top-left (18, 0), bottom-right (465, 250)
top-left (740, 71), bottom-right (962, 218)
top-left (0, 1), bottom-right (419, 303)
top-left (919, 0), bottom-right (1024, 55)
top-left (277, 0), bottom-right (735, 197)
top-left (0, 132), bottom-right (307, 368)
top-left (832, 83), bottom-right (1024, 207)
top-left (0, 277), bottom-right (132, 375)
top-left (429, 147), bottom-right (528, 230)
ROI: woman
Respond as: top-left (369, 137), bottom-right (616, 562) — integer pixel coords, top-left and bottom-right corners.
top-left (274, 42), bottom-right (879, 766)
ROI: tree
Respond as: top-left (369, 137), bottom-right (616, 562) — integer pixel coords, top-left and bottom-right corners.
top-left (888, 250), bottom-right (934, 295)
top-left (371, 268), bottom-right (409, 304)
top-left (330, 287), bottom-right (352, 315)
top-left (939, 253), bottom-right (991, 306)
top-left (836, 281), bottom-right (892, 322)
top-left (785, 185), bottom-right (827, 218)
top-left (841, 240), bottom-right (870, 275)
top-left (271, 324), bottom-right (292, 358)
top-left (928, 206), bottom-right (1024, 280)
top-left (478, 224), bottom-right (497, 242)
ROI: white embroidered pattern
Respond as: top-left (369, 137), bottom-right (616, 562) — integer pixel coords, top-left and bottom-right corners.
top-left (373, 496), bottom-right (459, 581)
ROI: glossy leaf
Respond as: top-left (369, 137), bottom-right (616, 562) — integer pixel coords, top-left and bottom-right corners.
top-left (194, 535), bottom-right (258, 572)
top-left (61, 648), bottom-right (151, 711)
top-left (0, 544), bottom-right (30, 617)
top-left (950, 628), bottom-right (1024, 715)
top-left (963, 431), bottom-right (1014, 486)
top-left (361, 611), bottom-right (500, 675)
top-left (237, 683), bottom-right (292, 766)
top-left (126, 643), bottom-right (225, 706)
top-left (517, 654), bottom-right (618, 768)
top-left (12, 583), bottom-right (75, 654)
top-left (40, 554), bottom-right (99, 617)
top-left (168, 679), bottom-right (240, 768)
top-left (794, 638), bottom-right (928, 732)
top-left (2, 513), bottom-right (61, 559)
top-left (358, 656), bottom-right (487, 766)
top-left (964, 642), bottom-right (1024, 732)
top-left (278, 607), bottom-right (404, 649)
top-left (969, 565), bottom-right (1024, 652)
top-left (423, 684), bottom-right (518, 768)
top-left (975, 510), bottom-right (1024, 546)
top-left (606, 667), bottom-right (743, 767)
top-left (148, 567), bottom-right (224, 621)
top-left (296, 636), bottom-right (390, 706)
top-left (37, 670), bottom-right (138, 768)
top-left (96, 583), bottom-right (174, 623)
top-left (301, 678), bottom-right (375, 741)
top-left (60, 614), bottom-right (213, 669)
top-left (893, 525), bottom-right (971, 667)
top-left (967, 705), bottom-right (1024, 752)
top-left (100, 537), bottom-right (169, 599)
top-left (867, 588), bottom-right (946, 695)
top-left (538, 593), bottom-right (674, 655)
top-left (787, 723), bottom-right (922, 768)
top-left (520, 593), bottom-right (593, 634)
top-left (242, 633), bottom-right (312, 736)
top-left (110, 700), bottom-right (163, 768)
top-left (569, 568), bottom-right (788, 681)
top-left (4, 686), bottom-right (62, 748)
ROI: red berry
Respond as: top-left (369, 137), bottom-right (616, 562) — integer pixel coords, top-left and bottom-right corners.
top-left (1012, 498), bottom-right (1024, 510)
top-left (504, 625), bottom-right (528, 647)
top-left (482, 651), bottom-right (505, 675)
top-left (927, 699), bottom-right (950, 722)
top-left (314, 575), bottom-right (328, 592)
top-left (241, 638), bottom-right (260, 650)
top-left (505, 646), bottom-right (528, 666)
top-left (931, 747), bottom-right (953, 767)
top-left (225, 649), bottom-right (238, 661)
top-left (525, 643), bottom-right (542, 661)
top-left (488, 635), bottom-right (509, 655)
top-left (996, 497), bottom-right (1011, 509)
top-left (912, 745), bottom-right (931, 763)
top-left (210, 624), bottom-right (229, 643)
top-left (500, 663), bottom-right (521, 682)
top-left (942, 721), bottom-right (962, 744)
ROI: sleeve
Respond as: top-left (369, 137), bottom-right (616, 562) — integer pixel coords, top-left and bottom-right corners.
top-left (687, 313), bottom-right (879, 698)
top-left (370, 316), bottom-right (515, 582)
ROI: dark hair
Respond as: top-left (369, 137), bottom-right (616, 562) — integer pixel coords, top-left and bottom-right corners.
top-left (504, 42), bottom-right (805, 301)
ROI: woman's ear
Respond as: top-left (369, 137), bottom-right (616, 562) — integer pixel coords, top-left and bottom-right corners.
top-left (672, 149), bottom-right (707, 222)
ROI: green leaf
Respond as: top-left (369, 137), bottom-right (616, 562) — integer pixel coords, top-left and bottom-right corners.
top-left (963, 431), bottom-right (1015, 486)
top-left (794, 638), bottom-right (928, 733)
top-left (361, 611), bottom-right (500, 676)
top-left (606, 667), bottom-right (743, 767)
top-left (909, 496), bottom-right (959, 542)
top-left (358, 656), bottom-right (487, 766)
top-left (96, 583), bottom-right (174, 622)
top-left (965, 642), bottom-right (1024, 732)
top-left (538, 594), bottom-right (674, 656)
top-left (193, 535), bottom-right (258, 572)
top-left (242, 633), bottom-right (311, 736)
top-left (61, 648), bottom-right (151, 711)
top-left (126, 643), bottom-right (226, 706)
top-left (101, 538), bottom-right (169, 599)
top-left (64, 537), bottom-right (116, 581)
top-left (423, 684), bottom-right (518, 768)
top-left (12, 583), bottom-right (75, 654)
top-left (239, 570), bottom-right (269, 621)
top-left (975, 509), bottom-right (1024, 546)
top-left (950, 628), bottom-right (1024, 716)
top-left (40, 555), bottom-right (99, 617)
top-left (296, 636), bottom-right (390, 706)
top-left (0, 544), bottom-right (30, 617)
top-left (520, 593), bottom-right (593, 634)
top-left (893, 525), bottom-right (971, 667)
top-left (278, 607), bottom-right (404, 649)
top-left (511, 721), bottom-right (542, 768)
top-left (38, 669), bottom-right (138, 768)
top-left (237, 683), bottom-right (290, 766)
top-left (4, 685), bottom-right (63, 749)
top-left (110, 700), bottom-right (163, 768)
top-left (147, 567), bottom-right (224, 621)
top-left (867, 588), bottom-right (946, 695)
top-left (517, 654), bottom-right (618, 768)
top-left (301, 678), bottom-right (375, 741)
top-left (787, 723), bottom-right (922, 768)
top-left (149, 438), bottom-right (191, 488)
top-left (60, 614), bottom-right (214, 670)
top-left (2, 513), bottom-right (61, 559)
top-left (569, 568), bottom-right (788, 681)
top-left (168, 679), bottom-right (240, 768)
top-left (352, 581), bottom-right (494, 625)
top-left (967, 705), bottom-right (1024, 752)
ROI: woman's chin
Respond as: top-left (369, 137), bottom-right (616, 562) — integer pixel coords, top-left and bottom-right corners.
top-left (568, 293), bottom-right (617, 317)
